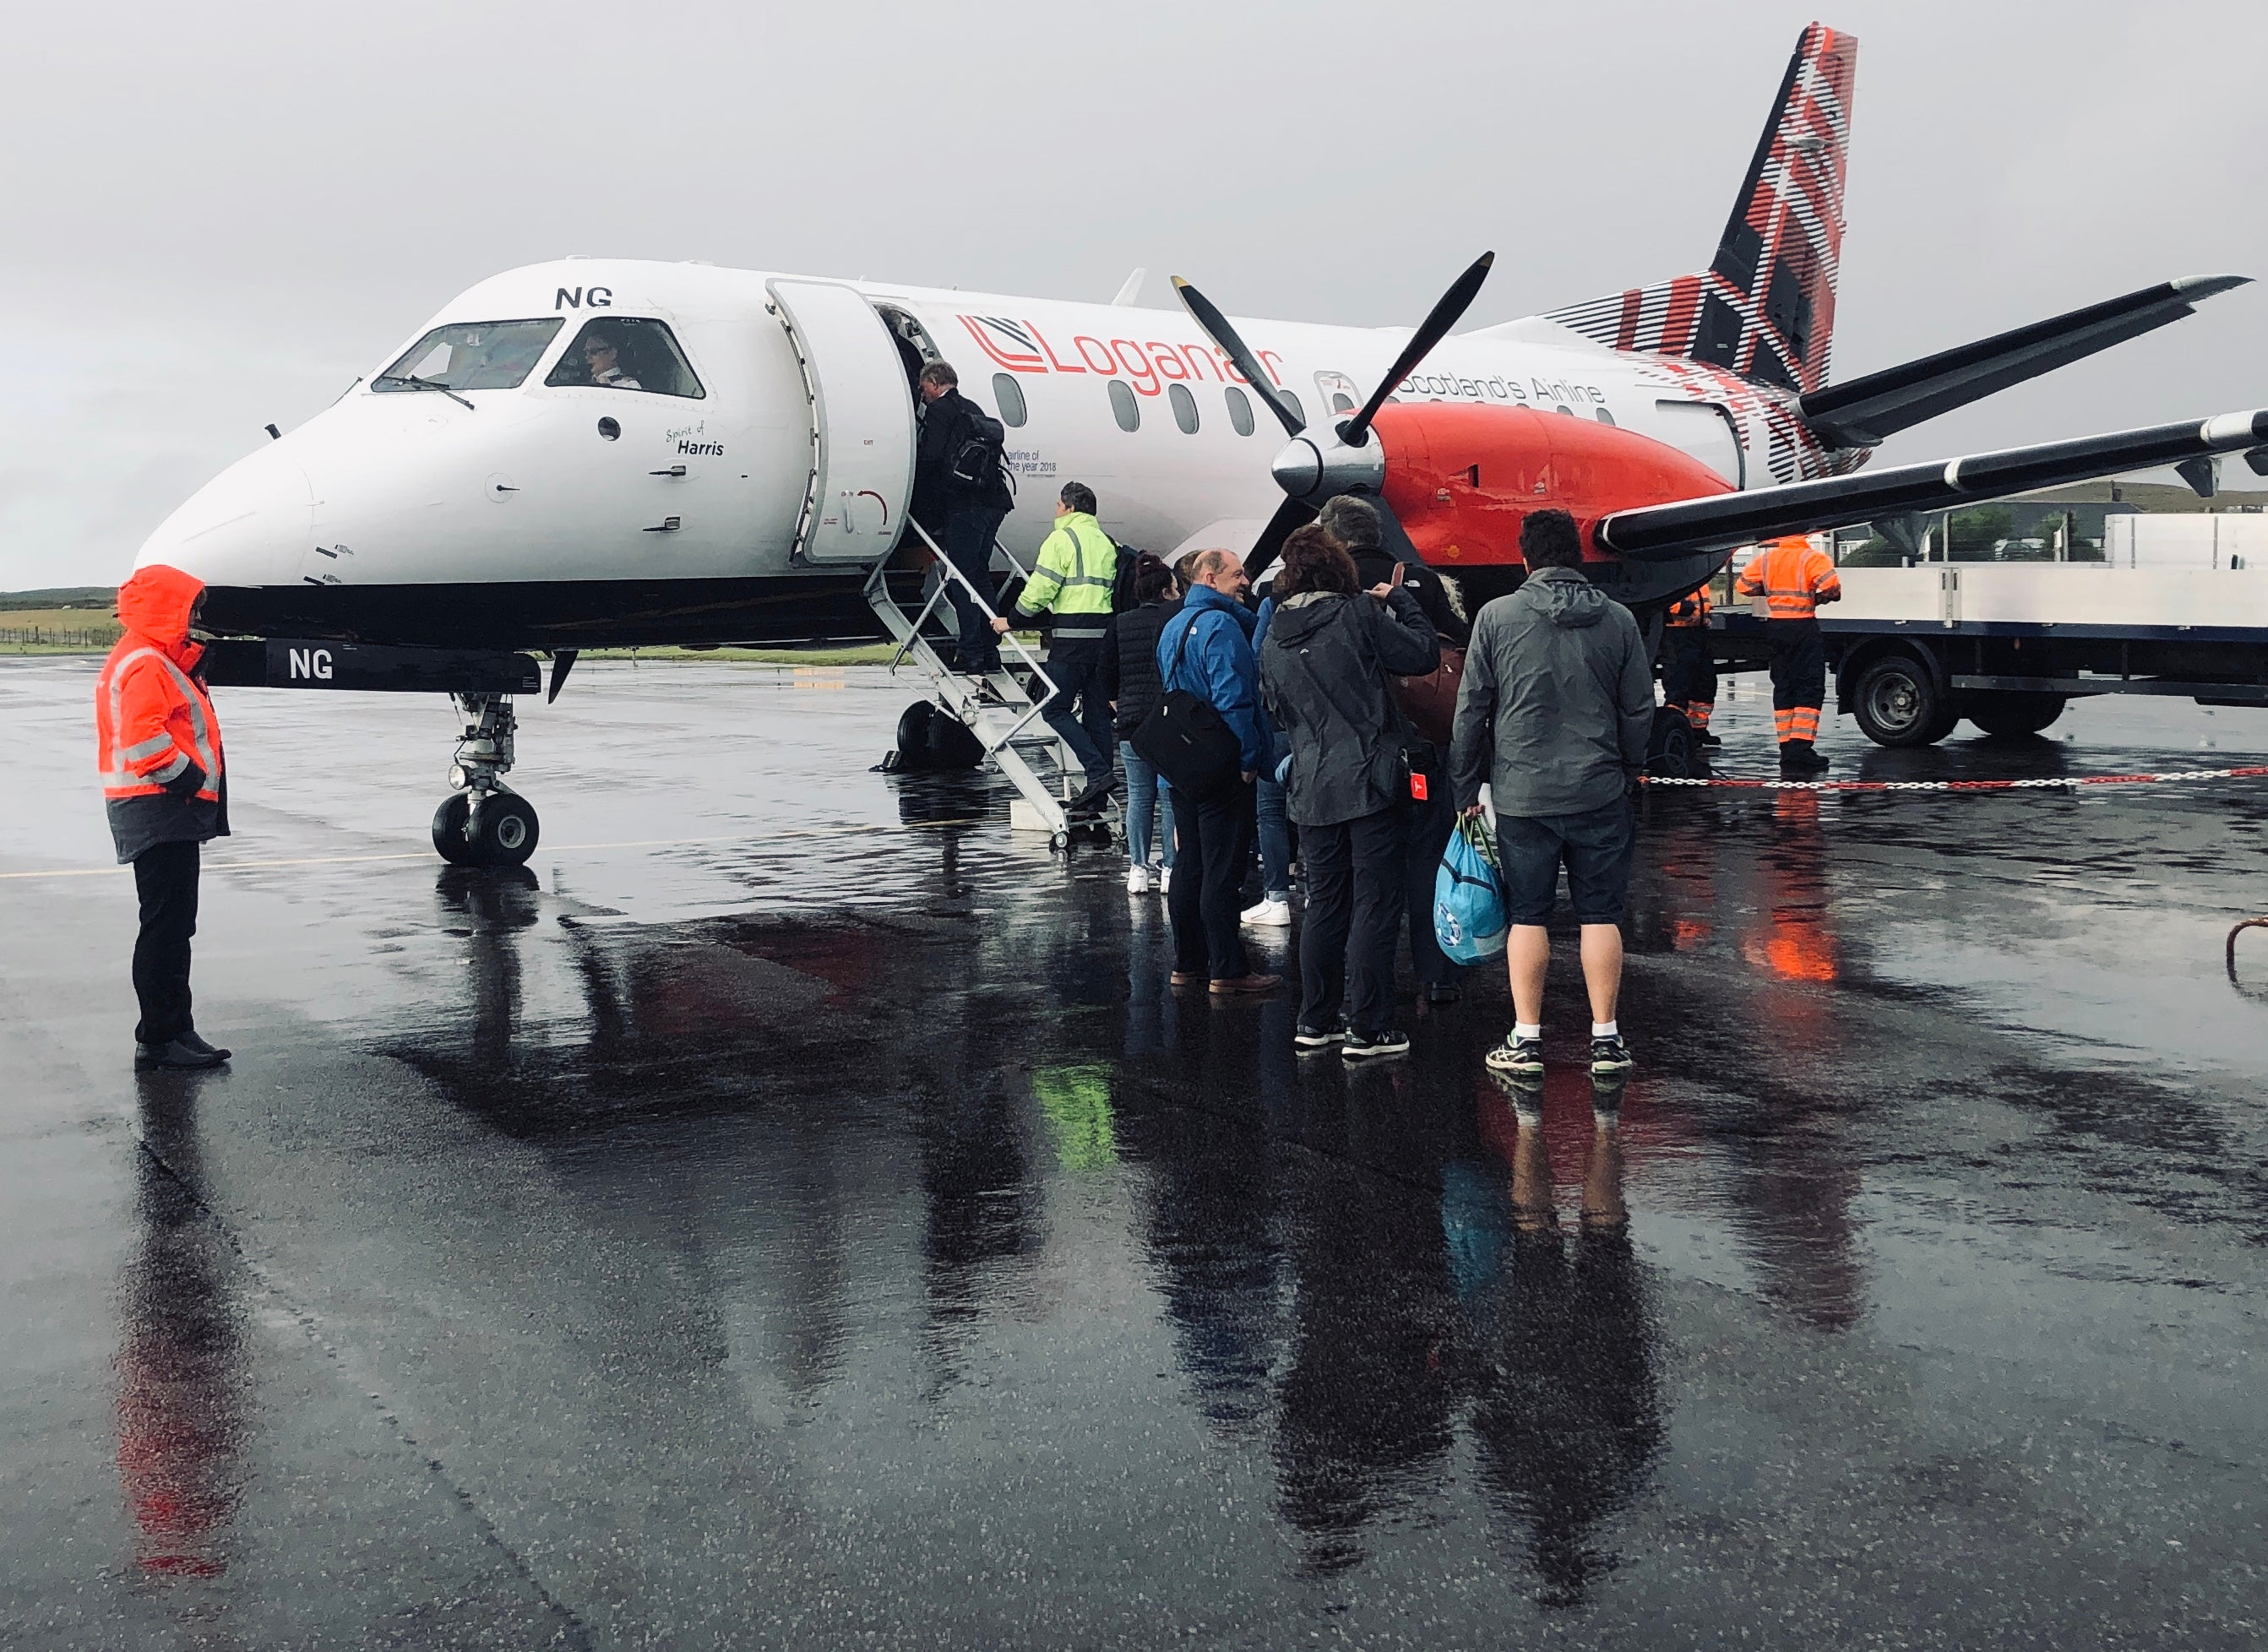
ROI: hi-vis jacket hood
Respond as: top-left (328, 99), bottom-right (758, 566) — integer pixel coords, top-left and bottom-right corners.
top-left (115, 562), bottom-right (206, 671)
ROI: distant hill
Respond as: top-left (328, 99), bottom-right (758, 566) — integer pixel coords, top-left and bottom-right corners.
top-left (0, 587), bottom-right (117, 610)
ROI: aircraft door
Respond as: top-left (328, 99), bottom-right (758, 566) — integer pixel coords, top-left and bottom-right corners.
top-left (766, 280), bottom-right (916, 564)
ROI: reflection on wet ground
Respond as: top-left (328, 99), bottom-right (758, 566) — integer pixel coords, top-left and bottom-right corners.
top-left (5, 660), bottom-right (2268, 1647)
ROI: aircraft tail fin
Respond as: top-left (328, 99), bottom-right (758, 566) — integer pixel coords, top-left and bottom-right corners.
top-left (1542, 21), bottom-right (1858, 396)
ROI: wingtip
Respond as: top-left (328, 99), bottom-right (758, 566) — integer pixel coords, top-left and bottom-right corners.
top-left (2172, 273), bottom-right (2253, 296)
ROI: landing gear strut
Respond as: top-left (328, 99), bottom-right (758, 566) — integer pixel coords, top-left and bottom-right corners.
top-left (432, 693), bottom-right (541, 867)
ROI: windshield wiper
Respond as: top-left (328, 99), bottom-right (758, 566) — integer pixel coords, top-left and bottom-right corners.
top-left (374, 373), bottom-right (476, 410)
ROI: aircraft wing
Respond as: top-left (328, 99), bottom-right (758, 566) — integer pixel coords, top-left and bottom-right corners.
top-left (1798, 276), bottom-right (2251, 448)
top-left (1596, 407), bottom-right (2268, 562)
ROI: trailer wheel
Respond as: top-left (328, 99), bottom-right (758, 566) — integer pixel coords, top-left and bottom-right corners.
top-left (1967, 693), bottom-right (2066, 738)
top-left (1645, 707), bottom-right (1704, 779)
top-left (1852, 654), bottom-right (1956, 747)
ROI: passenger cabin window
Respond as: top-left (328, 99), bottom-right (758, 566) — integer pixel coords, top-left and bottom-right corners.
top-left (1595, 407), bottom-right (1617, 426)
top-left (993, 373), bottom-right (1028, 427)
top-left (1329, 393), bottom-right (1356, 415)
top-left (1108, 379), bottom-right (1139, 432)
top-left (376, 318), bottom-right (562, 393)
top-left (544, 318), bottom-right (705, 398)
top-left (1277, 388), bottom-right (1306, 427)
top-left (1224, 385), bottom-right (1255, 436)
top-left (1168, 383), bottom-right (1199, 434)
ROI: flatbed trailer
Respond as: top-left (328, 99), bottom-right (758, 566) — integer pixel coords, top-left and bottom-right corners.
top-left (1704, 562), bottom-right (2268, 745)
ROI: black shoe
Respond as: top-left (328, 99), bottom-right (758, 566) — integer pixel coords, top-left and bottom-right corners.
top-left (135, 1039), bottom-right (226, 1071)
top-left (178, 1030), bottom-right (233, 1062)
top-left (1589, 1033), bottom-right (1635, 1076)
top-left (1294, 1017), bottom-right (1348, 1051)
top-left (1484, 1033), bottom-right (1544, 1080)
top-left (1779, 741), bottom-right (1830, 774)
top-left (1424, 983), bottom-right (1463, 1006)
top-left (1068, 774), bottom-right (1120, 815)
top-left (1698, 730), bottom-right (1723, 748)
top-left (1341, 1028), bottom-right (1411, 1062)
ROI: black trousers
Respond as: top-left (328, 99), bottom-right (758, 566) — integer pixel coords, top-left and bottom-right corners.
top-left (1765, 619), bottom-right (1827, 745)
top-left (1662, 627), bottom-right (1718, 711)
top-left (1038, 636), bottom-right (1116, 783)
top-left (1401, 790), bottom-right (1462, 990)
top-left (940, 504), bottom-right (1008, 675)
top-left (1168, 783), bottom-right (1254, 981)
top-left (1299, 806), bottom-right (1406, 1035)
top-left (132, 839), bottom-right (201, 1046)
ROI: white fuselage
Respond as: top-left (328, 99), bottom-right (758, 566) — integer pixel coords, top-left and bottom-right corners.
top-left (139, 258), bottom-right (1834, 633)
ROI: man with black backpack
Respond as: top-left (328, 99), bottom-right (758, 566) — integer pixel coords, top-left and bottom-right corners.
top-left (995, 481), bottom-right (1119, 812)
top-left (912, 361), bottom-right (1015, 680)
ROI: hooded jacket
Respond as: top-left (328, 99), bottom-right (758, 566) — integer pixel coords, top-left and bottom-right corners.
top-left (1156, 583), bottom-right (1265, 776)
top-left (1259, 587), bottom-right (1439, 826)
top-left (1449, 566), bottom-right (1652, 817)
top-left (95, 564), bottom-right (229, 862)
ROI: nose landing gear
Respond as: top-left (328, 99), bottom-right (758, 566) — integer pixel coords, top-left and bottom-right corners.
top-left (432, 693), bottom-right (541, 867)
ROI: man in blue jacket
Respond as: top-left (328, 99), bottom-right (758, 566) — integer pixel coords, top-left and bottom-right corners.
top-left (1155, 550), bottom-right (1279, 996)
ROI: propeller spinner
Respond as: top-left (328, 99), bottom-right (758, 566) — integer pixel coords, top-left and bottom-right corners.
top-left (1172, 253), bottom-right (1495, 575)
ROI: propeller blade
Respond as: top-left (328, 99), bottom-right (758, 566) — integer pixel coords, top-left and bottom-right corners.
top-left (1340, 251), bottom-right (1495, 447)
top-left (1243, 497), bottom-right (1317, 581)
top-left (1172, 276), bottom-right (1306, 437)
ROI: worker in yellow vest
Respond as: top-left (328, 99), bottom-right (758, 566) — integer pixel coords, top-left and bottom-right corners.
top-left (1734, 535), bottom-right (1842, 774)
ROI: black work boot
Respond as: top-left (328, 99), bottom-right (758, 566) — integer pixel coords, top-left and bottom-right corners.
top-left (135, 1039), bottom-right (227, 1071)
top-left (1779, 740), bottom-right (1830, 775)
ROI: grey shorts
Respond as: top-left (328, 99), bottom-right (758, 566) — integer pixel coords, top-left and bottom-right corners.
top-left (1496, 799), bottom-right (1634, 926)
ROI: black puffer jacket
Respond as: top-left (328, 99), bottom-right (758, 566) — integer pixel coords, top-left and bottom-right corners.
top-left (1100, 597), bottom-right (1179, 736)
top-left (1259, 588), bottom-right (1439, 826)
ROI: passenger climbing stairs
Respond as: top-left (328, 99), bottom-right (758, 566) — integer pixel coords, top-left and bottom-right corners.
top-left (864, 522), bottom-right (1115, 848)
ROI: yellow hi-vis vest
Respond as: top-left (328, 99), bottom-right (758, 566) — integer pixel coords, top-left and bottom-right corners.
top-left (1016, 512), bottom-right (1118, 636)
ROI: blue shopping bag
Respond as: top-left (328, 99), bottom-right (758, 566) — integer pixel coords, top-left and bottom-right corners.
top-left (1433, 813), bottom-right (1509, 964)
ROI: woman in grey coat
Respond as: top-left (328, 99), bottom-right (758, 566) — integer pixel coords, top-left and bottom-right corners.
top-left (1258, 524), bottom-right (1440, 1059)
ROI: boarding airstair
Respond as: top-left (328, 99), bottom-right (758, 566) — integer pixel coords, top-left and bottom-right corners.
top-left (864, 521), bottom-right (1114, 848)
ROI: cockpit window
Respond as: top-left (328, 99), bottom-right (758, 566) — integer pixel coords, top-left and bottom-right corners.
top-left (375, 319), bottom-right (563, 393)
top-left (544, 318), bottom-right (705, 399)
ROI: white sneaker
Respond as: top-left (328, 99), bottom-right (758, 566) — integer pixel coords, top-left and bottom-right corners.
top-left (1125, 864), bottom-right (1153, 894)
top-left (1241, 897), bottom-right (1292, 927)
top-left (1158, 866), bottom-right (1172, 894)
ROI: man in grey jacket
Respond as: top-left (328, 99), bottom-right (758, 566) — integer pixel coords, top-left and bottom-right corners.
top-left (1448, 509), bottom-right (1653, 1083)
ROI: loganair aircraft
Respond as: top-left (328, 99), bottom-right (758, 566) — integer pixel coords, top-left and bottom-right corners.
top-left (137, 21), bottom-right (2262, 864)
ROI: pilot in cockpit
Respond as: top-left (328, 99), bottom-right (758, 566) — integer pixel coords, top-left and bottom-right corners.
top-left (579, 331), bottom-right (642, 390)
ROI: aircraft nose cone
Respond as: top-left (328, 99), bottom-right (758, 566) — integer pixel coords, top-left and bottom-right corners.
top-left (138, 441), bottom-right (313, 589)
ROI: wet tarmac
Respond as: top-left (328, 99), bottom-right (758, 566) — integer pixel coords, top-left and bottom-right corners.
top-left (5, 655), bottom-right (2266, 1649)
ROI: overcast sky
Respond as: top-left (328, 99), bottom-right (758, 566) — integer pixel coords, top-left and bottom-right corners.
top-left (6, 0), bottom-right (2264, 591)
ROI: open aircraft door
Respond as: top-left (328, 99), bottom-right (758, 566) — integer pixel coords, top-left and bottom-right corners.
top-left (767, 279), bottom-right (917, 564)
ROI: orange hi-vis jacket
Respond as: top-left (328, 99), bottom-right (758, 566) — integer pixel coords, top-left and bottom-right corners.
top-left (1736, 537), bottom-right (1842, 620)
top-left (1667, 585), bottom-right (1712, 627)
top-left (97, 565), bottom-right (225, 807)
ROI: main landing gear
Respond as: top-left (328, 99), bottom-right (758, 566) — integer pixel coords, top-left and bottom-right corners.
top-left (432, 693), bottom-right (541, 867)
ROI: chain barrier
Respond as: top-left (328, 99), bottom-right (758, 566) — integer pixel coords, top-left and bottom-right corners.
top-left (1640, 764), bottom-right (2268, 793)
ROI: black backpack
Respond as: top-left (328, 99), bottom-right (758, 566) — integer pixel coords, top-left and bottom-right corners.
top-left (947, 408), bottom-right (1011, 503)
top-left (1107, 541), bottom-right (1149, 613)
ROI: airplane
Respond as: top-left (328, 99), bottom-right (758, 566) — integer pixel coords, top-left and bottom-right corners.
top-left (134, 20), bottom-right (2264, 867)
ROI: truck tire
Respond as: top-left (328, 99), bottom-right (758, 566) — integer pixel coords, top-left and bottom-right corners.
top-left (1967, 693), bottom-right (2066, 738)
top-left (1852, 653), bottom-right (1956, 747)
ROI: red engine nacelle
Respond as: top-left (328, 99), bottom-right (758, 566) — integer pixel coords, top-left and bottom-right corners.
top-left (1371, 402), bottom-right (1734, 568)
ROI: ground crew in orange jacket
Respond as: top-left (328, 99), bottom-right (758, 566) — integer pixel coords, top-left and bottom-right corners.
top-left (95, 564), bottom-right (233, 1069)
top-left (1660, 584), bottom-right (1720, 747)
top-left (1734, 535), bottom-right (1841, 774)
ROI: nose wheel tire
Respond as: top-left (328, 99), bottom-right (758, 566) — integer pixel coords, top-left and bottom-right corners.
top-left (432, 791), bottom-right (541, 867)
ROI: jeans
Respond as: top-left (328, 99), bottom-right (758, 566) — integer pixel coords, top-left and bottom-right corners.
top-left (1297, 807), bottom-right (1406, 1035)
top-left (1119, 741), bottom-right (1175, 867)
top-left (1039, 636), bottom-right (1115, 785)
top-left (1254, 774), bottom-right (1291, 900)
top-left (1168, 783), bottom-right (1254, 981)
top-left (1401, 789), bottom-right (1463, 989)
top-left (940, 504), bottom-right (1007, 675)
top-left (132, 838), bottom-right (201, 1045)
